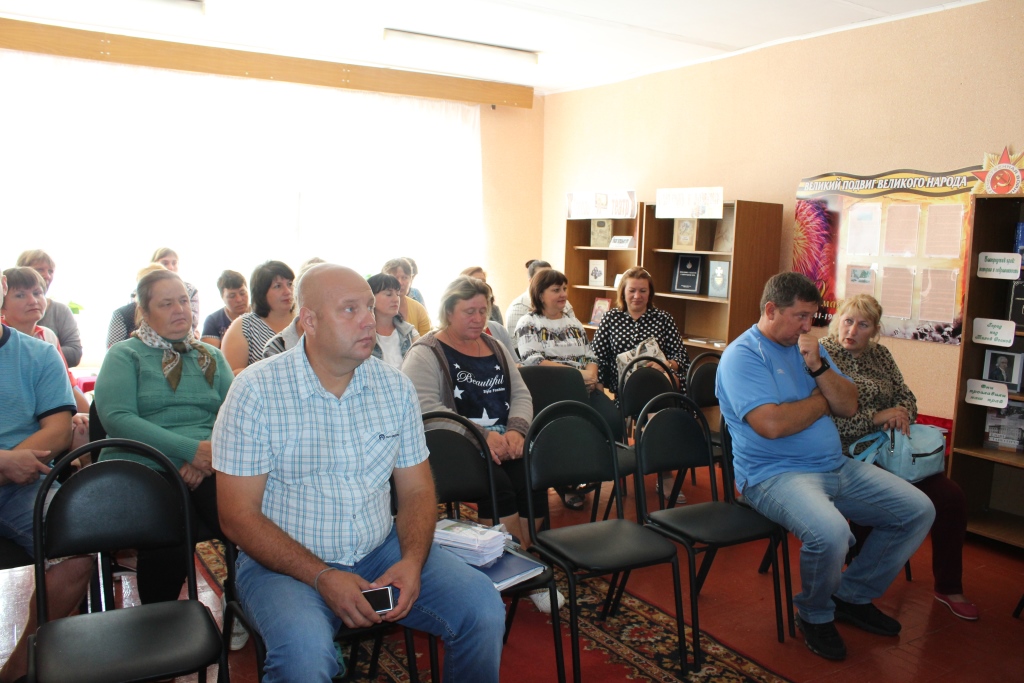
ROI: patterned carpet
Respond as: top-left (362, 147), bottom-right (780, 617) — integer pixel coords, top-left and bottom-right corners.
top-left (196, 539), bottom-right (791, 683)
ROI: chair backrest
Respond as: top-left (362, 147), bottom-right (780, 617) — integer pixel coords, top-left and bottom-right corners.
top-left (718, 416), bottom-right (740, 503)
top-left (634, 393), bottom-right (718, 515)
top-left (88, 398), bottom-right (106, 442)
top-left (33, 438), bottom-right (196, 623)
top-left (685, 352), bottom-right (721, 408)
top-left (519, 364), bottom-right (589, 414)
top-left (619, 356), bottom-right (677, 421)
top-left (524, 400), bottom-right (620, 530)
top-left (422, 411), bottom-right (500, 526)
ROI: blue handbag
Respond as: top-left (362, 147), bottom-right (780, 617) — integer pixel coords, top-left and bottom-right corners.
top-left (848, 424), bottom-right (946, 483)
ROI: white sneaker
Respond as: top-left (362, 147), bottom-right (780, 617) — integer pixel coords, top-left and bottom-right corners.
top-left (229, 616), bottom-right (250, 651)
top-left (529, 589), bottom-right (566, 614)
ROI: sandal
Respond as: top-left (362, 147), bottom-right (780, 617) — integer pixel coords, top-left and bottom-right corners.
top-left (561, 492), bottom-right (586, 510)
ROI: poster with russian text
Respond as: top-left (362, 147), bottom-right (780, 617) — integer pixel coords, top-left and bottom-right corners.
top-left (792, 146), bottom-right (1024, 345)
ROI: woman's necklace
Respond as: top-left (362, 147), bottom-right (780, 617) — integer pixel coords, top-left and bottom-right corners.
top-left (444, 330), bottom-right (483, 356)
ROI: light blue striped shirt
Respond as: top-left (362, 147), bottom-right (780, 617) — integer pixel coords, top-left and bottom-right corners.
top-left (212, 339), bottom-right (429, 565)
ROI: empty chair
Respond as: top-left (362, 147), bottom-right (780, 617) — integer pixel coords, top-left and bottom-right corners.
top-left (618, 356), bottom-right (682, 511)
top-left (28, 438), bottom-right (222, 683)
top-left (523, 400), bottom-right (687, 682)
top-left (633, 393), bottom-right (795, 668)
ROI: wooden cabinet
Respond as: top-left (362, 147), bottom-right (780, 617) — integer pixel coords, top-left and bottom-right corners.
top-left (639, 200), bottom-right (782, 352)
top-left (563, 199), bottom-right (781, 347)
top-left (563, 207), bottom-right (643, 332)
top-left (949, 193), bottom-right (1024, 549)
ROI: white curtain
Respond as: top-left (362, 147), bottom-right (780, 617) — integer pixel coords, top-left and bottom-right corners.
top-left (0, 48), bottom-right (483, 365)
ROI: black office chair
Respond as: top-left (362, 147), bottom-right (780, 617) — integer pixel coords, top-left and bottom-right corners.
top-left (618, 356), bottom-right (683, 511)
top-left (523, 400), bottom-right (687, 682)
top-left (422, 411), bottom-right (565, 683)
top-left (28, 438), bottom-right (222, 683)
top-left (633, 394), bottom-right (794, 668)
top-left (519, 365), bottom-right (614, 521)
top-left (685, 351), bottom-right (722, 454)
top-left (0, 537), bottom-right (32, 570)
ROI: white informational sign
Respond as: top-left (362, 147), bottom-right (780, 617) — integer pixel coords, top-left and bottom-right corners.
top-left (965, 379), bottom-right (1009, 408)
top-left (972, 318), bottom-right (1017, 347)
top-left (977, 252), bottom-right (1022, 280)
top-left (608, 235), bottom-right (636, 249)
top-left (655, 187), bottom-right (724, 219)
top-left (566, 190), bottom-right (637, 220)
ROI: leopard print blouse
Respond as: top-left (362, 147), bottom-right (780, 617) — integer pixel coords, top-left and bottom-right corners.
top-left (820, 337), bottom-right (918, 455)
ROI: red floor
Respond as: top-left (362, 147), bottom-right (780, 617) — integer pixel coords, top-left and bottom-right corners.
top-left (3, 469), bottom-right (1023, 682)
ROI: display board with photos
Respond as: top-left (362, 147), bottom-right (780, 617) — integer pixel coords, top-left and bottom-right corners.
top-left (793, 147), bottom-right (1024, 345)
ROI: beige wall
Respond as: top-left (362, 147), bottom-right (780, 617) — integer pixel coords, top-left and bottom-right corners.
top-left (538, 0), bottom-right (1024, 419)
top-left (480, 96), bottom-right (545, 316)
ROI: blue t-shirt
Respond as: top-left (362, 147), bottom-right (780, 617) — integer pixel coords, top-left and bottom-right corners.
top-left (439, 342), bottom-right (510, 430)
top-left (0, 325), bottom-right (77, 450)
top-left (202, 308), bottom-right (233, 340)
top-left (715, 324), bottom-right (847, 491)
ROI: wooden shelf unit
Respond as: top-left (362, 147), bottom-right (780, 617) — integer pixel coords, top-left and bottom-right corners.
top-left (639, 200), bottom-right (782, 345)
top-left (949, 193), bottom-right (1024, 549)
top-left (563, 207), bottom-right (644, 326)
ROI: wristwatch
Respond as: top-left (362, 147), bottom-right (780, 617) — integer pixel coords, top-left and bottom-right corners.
top-left (807, 358), bottom-right (830, 378)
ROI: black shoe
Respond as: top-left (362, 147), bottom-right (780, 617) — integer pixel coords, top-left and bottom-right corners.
top-left (833, 596), bottom-right (901, 636)
top-left (796, 616), bottom-right (847, 660)
top-left (560, 492), bottom-right (585, 510)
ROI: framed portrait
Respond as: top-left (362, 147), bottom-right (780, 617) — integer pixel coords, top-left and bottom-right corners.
top-left (983, 349), bottom-right (1023, 394)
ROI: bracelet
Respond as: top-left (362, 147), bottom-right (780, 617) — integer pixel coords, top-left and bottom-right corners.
top-left (313, 567), bottom-right (335, 594)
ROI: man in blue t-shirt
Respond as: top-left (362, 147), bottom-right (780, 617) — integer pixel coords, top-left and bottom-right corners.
top-left (716, 272), bottom-right (934, 662)
top-left (0, 272), bottom-right (94, 683)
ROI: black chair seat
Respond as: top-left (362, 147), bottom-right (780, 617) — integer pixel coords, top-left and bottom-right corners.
top-left (538, 519), bottom-right (677, 572)
top-left (650, 502), bottom-right (780, 546)
top-left (35, 600), bottom-right (221, 683)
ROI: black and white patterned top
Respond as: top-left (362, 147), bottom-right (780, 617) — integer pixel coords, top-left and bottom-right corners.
top-left (591, 307), bottom-right (689, 393)
top-left (239, 312), bottom-right (276, 367)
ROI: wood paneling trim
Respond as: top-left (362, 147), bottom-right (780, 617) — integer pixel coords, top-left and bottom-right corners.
top-left (0, 17), bottom-right (534, 108)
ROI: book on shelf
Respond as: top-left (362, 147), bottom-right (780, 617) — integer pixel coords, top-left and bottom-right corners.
top-left (1007, 279), bottom-right (1024, 332)
top-left (984, 401), bottom-right (1024, 452)
top-left (590, 219), bottom-right (613, 248)
top-left (673, 218), bottom-right (697, 250)
top-left (1015, 220), bottom-right (1024, 256)
top-left (473, 544), bottom-right (547, 591)
top-left (590, 298), bottom-right (611, 325)
top-left (707, 260), bottom-right (730, 298)
top-left (671, 255), bottom-right (702, 294)
top-left (588, 260), bottom-right (607, 287)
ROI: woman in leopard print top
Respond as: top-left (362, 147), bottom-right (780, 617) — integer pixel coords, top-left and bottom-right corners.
top-left (822, 294), bottom-right (976, 621)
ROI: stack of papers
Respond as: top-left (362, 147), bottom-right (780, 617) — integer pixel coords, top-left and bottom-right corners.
top-left (434, 519), bottom-right (505, 566)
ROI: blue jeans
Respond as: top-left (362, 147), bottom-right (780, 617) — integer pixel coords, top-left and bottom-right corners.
top-left (0, 479), bottom-right (47, 554)
top-left (744, 458), bottom-right (934, 624)
top-left (235, 526), bottom-right (505, 683)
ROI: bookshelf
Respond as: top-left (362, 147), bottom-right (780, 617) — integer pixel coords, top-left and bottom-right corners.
top-left (563, 206), bottom-right (643, 330)
top-left (640, 200), bottom-right (782, 351)
top-left (949, 193), bottom-right (1024, 548)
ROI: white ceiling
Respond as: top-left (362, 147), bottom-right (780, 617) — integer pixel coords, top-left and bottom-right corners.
top-left (0, 0), bottom-right (985, 95)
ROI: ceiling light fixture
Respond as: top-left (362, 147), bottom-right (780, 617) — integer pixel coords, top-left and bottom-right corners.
top-left (383, 29), bottom-right (538, 67)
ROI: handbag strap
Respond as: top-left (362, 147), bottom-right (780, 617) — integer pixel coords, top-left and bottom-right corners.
top-left (849, 431), bottom-right (888, 465)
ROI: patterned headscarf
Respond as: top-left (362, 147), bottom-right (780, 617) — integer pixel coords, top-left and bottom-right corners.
top-left (132, 320), bottom-right (217, 391)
